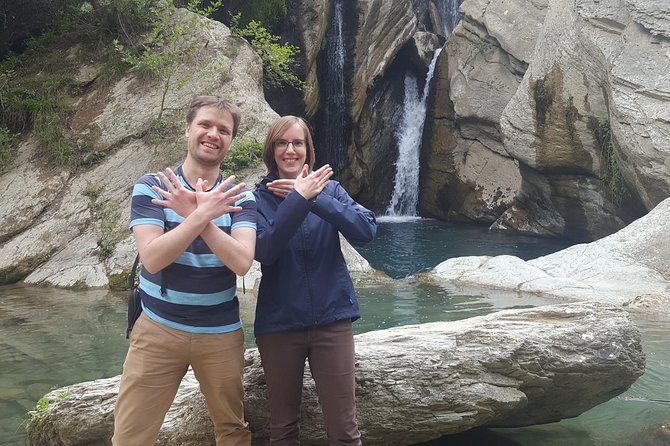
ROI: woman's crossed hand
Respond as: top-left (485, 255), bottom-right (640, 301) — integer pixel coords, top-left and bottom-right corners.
top-left (268, 164), bottom-right (333, 201)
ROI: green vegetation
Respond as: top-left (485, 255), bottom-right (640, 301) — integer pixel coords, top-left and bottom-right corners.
top-left (114, 0), bottom-right (225, 120)
top-left (25, 391), bottom-right (70, 427)
top-left (230, 13), bottom-right (302, 89)
top-left (82, 185), bottom-right (125, 259)
top-left (0, 0), bottom-right (301, 170)
top-left (109, 267), bottom-right (134, 291)
top-left (69, 280), bottom-right (89, 291)
top-left (591, 117), bottom-right (626, 205)
top-left (60, 0), bottom-right (155, 46)
top-left (0, 46), bottom-right (86, 168)
top-left (0, 126), bottom-right (17, 170)
top-left (82, 184), bottom-right (103, 201)
top-left (218, 0), bottom-right (287, 32)
top-left (221, 138), bottom-right (263, 176)
top-left (34, 398), bottom-right (51, 414)
top-left (0, 0), bottom-right (161, 166)
top-left (96, 201), bottom-right (124, 258)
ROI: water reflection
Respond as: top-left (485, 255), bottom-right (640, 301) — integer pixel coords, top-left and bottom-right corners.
top-left (357, 218), bottom-right (571, 279)
top-left (354, 278), bottom-right (561, 334)
top-left (0, 285), bottom-right (129, 444)
top-left (2, 229), bottom-right (668, 446)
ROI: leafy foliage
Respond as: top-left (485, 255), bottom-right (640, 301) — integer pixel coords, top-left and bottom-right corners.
top-left (113, 0), bottom-right (223, 119)
top-left (217, 0), bottom-right (287, 32)
top-left (0, 127), bottom-right (18, 170)
top-left (0, 0), bottom-right (297, 170)
top-left (0, 1), bottom-right (160, 169)
top-left (221, 138), bottom-right (263, 176)
top-left (230, 13), bottom-right (302, 89)
top-left (60, 0), bottom-right (156, 46)
top-left (82, 184), bottom-right (126, 259)
top-left (0, 56), bottom-right (81, 167)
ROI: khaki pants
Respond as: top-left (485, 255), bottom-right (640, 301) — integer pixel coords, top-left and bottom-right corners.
top-left (256, 320), bottom-right (362, 446)
top-left (112, 313), bottom-right (250, 446)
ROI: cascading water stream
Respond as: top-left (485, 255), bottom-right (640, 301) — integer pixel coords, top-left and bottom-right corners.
top-left (317, 0), bottom-right (349, 177)
top-left (385, 48), bottom-right (442, 217)
top-left (437, 0), bottom-right (464, 36)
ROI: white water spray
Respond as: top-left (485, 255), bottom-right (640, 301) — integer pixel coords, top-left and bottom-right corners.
top-left (385, 48), bottom-right (442, 217)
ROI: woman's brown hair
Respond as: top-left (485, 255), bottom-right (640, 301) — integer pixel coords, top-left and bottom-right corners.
top-left (262, 116), bottom-right (316, 175)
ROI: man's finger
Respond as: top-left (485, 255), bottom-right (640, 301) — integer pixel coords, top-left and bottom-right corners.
top-left (165, 168), bottom-right (180, 188)
top-left (156, 172), bottom-right (174, 192)
top-left (151, 185), bottom-right (171, 198)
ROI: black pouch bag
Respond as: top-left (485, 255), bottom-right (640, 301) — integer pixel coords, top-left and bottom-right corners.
top-left (126, 255), bottom-right (142, 339)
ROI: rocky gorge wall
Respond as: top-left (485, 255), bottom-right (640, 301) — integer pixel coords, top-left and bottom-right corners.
top-left (1, 0), bottom-right (668, 287)
top-left (422, 0), bottom-right (669, 240)
top-left (288, 0), bottom-right (668, 240)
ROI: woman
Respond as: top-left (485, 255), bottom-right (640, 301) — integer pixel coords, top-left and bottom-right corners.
top-left (254, 116), bottom-right (377, 445)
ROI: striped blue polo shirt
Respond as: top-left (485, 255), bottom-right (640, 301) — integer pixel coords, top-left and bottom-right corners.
top-left (129, 165), bottom-right (256, 333)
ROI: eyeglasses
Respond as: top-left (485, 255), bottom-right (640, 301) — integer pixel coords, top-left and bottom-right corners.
top-left (274, 139), bottom-right (306, 150)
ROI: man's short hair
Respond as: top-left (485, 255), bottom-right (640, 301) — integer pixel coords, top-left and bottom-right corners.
top-left (186, 95), bottom-right (242, 138)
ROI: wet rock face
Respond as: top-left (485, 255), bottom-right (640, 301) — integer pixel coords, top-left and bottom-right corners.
top-left (26, 302), bottom-right (644, 445)
top-left (423, 0), bottom-right (669, 239)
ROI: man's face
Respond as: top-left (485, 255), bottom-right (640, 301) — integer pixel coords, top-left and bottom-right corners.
top-left (185, 106), bottom-right (235, 167)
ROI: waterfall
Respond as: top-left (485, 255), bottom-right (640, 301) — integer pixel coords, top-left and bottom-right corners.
top-left (315, 0), bottom-right (350, 177)
top-left (385, 48), bottom-right (442, 217)
top-left (437, 0), bottom-right (464, 36)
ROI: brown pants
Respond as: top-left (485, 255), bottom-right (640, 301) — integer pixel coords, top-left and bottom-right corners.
top-left (256, 320), bottom-right (362, 446)
top-left (112, 313), bottom-right (250, 446)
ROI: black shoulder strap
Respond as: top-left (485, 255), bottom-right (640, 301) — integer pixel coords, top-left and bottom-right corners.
top-left (129, 254), bottom-right (140, 288)
top-left (129, 254), bottom-right (168, 294)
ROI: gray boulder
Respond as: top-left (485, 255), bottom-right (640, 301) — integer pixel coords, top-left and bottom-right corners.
top-left (26, 301), bottom-right (644, 445)
top-left (429, 196), bottom-right (670, 309)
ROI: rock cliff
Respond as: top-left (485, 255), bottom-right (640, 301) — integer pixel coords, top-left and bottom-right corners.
top-left (423, 0), bottom-right (669, 240)
top-left (0, 9), bottom-right (278, 288)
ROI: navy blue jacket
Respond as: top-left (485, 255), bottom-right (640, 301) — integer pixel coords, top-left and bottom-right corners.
top-left (253, 174), bottom-right (377, 336)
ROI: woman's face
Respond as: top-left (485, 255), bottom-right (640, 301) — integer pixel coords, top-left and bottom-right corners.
top-left (274, 123), bottom-right (307, 179)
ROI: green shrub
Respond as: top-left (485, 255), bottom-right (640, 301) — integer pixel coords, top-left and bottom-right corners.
top-left (60, 0), bottom-right (157, 45)
top-left (0, 65), bottom-right (82, 166)
top-left (221, 138), bottom-right (263, 176)
top-left (220, 0), bottom-right (287, 32)
top-left (0, 127), bottom-right (18, 170)
top-left (230, 13), bottom-right (302, 89)
top-left (114, 0), bottom-right (224, 119)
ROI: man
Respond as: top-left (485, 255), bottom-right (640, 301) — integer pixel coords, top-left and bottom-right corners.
top-left (112, 95), bottom-right (256, 445)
